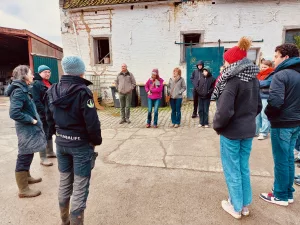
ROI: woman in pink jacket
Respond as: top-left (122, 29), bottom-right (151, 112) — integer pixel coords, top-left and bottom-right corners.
top-left (145, 69), bottom-right (164, 128)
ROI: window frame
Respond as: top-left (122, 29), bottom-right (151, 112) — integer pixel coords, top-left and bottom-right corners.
top-left (180, 30), bottom-right (204, 63)
top-left (92, 35), bottom-right (112, 66)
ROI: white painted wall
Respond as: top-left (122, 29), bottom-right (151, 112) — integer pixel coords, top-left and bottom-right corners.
top-left (60, 0), bottom-right (300, 99)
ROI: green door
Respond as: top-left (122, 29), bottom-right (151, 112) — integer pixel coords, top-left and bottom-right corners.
top-left (33, 55), bottom-right (59, 83)
top-left (186, 46), bottom-right (224, 100)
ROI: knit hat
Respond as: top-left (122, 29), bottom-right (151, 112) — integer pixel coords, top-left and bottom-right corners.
top-left (152, 68), bottom-right (159, 75)
top-left (38, 65), bottom-right (51, 73)
top-left (61, 56), bottom-right (85, 76)
top-left (224, 37), bottom-right (252, 64)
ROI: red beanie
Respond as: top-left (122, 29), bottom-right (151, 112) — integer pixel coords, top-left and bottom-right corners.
top-left (224, 37), bottom-right (252, 64)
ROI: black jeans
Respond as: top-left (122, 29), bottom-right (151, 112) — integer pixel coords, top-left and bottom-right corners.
top-left (198, 98), bottom-right (211, 126)
top-left (16, 154), bottom-right (34, 172)
top-left (193, 89), bottom-right (199, 115)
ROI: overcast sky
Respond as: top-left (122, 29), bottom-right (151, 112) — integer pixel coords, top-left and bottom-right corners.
top-left (0, 0), bottom-right (62, 47)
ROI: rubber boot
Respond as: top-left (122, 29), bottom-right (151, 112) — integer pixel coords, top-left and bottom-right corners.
top-left (70, 211), bottom-right (84, 225)
top-left (15, 171), bottom-right (41, 198)
top-left (27, 171), bottom-right (42, 184)
top-left (60, 199), bottom-right (70, 225)
top-left (40, 149), bottom-right (53, 166)
top-left (46, 139), bottom-right (56, 158)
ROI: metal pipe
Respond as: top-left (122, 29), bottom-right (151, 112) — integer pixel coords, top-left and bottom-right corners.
top-left (175, 39), bottom-right (264, 45)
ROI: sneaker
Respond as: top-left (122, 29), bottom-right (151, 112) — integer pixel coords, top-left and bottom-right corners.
top-left (126, 119), bottom-right (131, 124)
top-left (119, 119), bottom-right (126, 124)
top-left (271, 187), bottom-right (294, 203)
top-left (295, 178), bottom-right (300, 186)
top-left (174, 124), bottom-right (179, 128)
top-left (294, 157), bottom-right (300, 163)
top-left (146, 124), bottom-right (151, 128)
top-left (241, 207), bottom-right (249, 216)
top-left (153, 125), bottom-right (158, 128)
top-left (295, 175), bottom-right (300, 180)
top-left (170, 124), bottom-right (175, 128)
top-left (221, 200), bottom-right (241, 219)
top-left (259, 192), bottom-right (288, 206)
top-left (257, 134), bottom-right (267, 140)
top-left (198, 124), bottom-right (203, 128)
top-left (204, 125), bottom-right (209, 128)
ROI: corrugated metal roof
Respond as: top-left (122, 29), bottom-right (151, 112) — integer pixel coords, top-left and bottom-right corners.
top-left (63, 0), bottom-right (168, 8)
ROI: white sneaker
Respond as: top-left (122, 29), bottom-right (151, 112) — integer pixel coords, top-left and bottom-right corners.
top-left (198, 124), bottom-right (203, 128)
top-left (257, 134), bottom-right (267, 140)
top-left (241, 207), bottom-right (249, 216)
top-left (221, 200), bottom-right (241, 219)
top-left (204, 125), bottom-right (209, 128)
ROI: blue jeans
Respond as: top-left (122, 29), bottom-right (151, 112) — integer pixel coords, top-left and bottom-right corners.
top-left (57, 143), bottom-right (96, 215)
top-left (220, 135), bottom-right (253, 212)
top-left (198, 98), bottom-right (210, 126)
top-left (271, 127), bottom-right (300, 201)
top-left (255, 99), bottom-right (270, 136)
top-left (15, 153), bottom-right (34, 172)
top-left (170, 98), bottom-right (182, 125)
top-left (147, 98), bottom-right (160, 125)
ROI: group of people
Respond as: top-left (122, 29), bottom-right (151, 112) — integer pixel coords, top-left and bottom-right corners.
top-left (6, 56), bottom-right (102, 225)
top-left (5, 36), bottom-right (300, 223)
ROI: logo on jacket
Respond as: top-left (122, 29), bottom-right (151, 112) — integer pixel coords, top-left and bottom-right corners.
top-left (87, 99), bottom-right (95, 108)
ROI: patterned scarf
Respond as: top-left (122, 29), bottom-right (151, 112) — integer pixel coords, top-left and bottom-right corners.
top-left (212, 58), bottom-right (259, 100)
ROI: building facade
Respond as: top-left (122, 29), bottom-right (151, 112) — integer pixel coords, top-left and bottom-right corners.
top-left (59, 0), bottom-right (300, 100)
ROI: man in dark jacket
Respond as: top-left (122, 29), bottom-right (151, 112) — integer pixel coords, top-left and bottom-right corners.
top-left (260, 44), bottom-right (300, 206)
top-left (46, 56), bottom-right (102, 224)
top-left (196, 67), bottom-right (215, 128)
top-left (190, 60), bottom-right (204, 118)
top-left (31, 65), bottom-right (55, 167)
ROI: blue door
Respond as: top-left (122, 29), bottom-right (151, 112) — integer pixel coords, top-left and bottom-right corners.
top-left (186, 47), bottom-right (224, 100)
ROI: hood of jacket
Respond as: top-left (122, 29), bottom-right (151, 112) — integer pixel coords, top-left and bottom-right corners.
top-left (47, 75), bottom-right (92, 109)
top-left (5, 80), bottom-right (29, 96)
top-left (34, 73), bottom-right (43, 81)
top-left (275, 57), bottom-right (300, 73)
top-left (196, 60), bottom-right (204, 71)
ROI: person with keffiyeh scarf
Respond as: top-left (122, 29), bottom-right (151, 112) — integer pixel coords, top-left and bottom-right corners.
top-left (212, 37), bottom-right (262, 219)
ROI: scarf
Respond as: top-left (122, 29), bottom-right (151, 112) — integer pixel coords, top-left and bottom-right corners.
top-left (212, 58), bottom-right (259, 100)
top-left (257, 68), bottom-right (274, 80)
top-left (42, 79), bottom-right (51, 88)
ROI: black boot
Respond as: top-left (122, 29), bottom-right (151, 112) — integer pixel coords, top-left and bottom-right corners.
top-left (70, 211), bottom-right (84, 225)
top-left (59, 199), bottom-right (70, 225)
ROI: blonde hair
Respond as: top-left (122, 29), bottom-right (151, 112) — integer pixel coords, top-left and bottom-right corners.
top-left (173, 67), bottom-right (181, 76)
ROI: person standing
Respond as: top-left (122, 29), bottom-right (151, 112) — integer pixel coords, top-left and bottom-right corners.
top-left (255, 60), bottom-right (274, 140)
top-left (46, 56), bottom-right (102, 224)
top-left (116, 64), bottom-right (136, 124)
top-left (32, 65), bottom-right (55, 167)
top-left (5, 65), bottom-right (46, 198)
top-left (168, 67), bottom-right (186, 128)
top-left (145, 69), bottom-right (164, 128)
top-left (196, 67), bottom-right (215, 128)
top-left (213, 37), bottom-right (261, 219)
top-left (190, 61), bottom-right (204, 118)
top-left (260, 44), bottom-right (300, 206)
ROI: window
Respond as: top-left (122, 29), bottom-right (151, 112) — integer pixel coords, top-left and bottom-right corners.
top-left (285, 29), bottom-right (300, 48)
top-left (93, 37), bottom-right (111, 64)
top-left (180, 32), bottom-right (202, 62)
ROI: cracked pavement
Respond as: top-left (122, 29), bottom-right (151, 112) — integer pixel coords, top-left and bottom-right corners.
top-left (0, 96), bottom-right (300, 225)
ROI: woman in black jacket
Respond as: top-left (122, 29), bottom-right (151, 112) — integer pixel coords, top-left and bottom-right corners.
top-left (196, 68), bottom-right (215, 128)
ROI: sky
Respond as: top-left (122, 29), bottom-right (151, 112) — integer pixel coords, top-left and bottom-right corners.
top-left (0, 0), bottom-right (62, 47)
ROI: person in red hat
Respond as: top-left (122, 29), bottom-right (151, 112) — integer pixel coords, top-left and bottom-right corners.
top-left (213, 37), bottom-right (262, 219)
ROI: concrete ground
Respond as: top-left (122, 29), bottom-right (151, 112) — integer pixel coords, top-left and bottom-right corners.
top-left (0, 96), bottom-right (299, 225)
